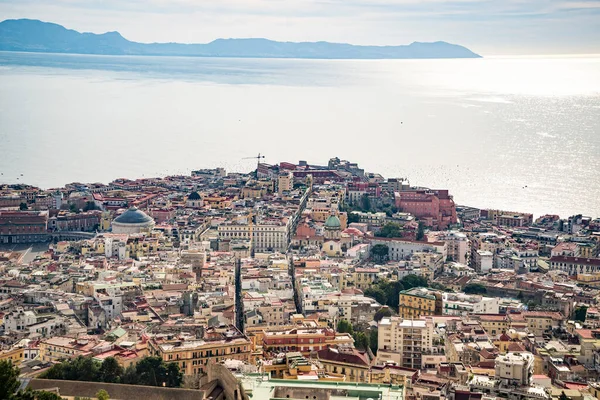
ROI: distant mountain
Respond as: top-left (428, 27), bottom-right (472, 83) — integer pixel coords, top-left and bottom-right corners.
top-left (0, 19), bottom-right (481, 59)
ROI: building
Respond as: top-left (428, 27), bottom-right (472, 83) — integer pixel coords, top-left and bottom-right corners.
top-left (398, 287), bottom-right (442, 319)
top-left (278, 172), bottom-right (294, 194)
top-left (549, 256), bottom-right (600, 275)
top-left (316, 346), bottom-right (370, 382)
top-left (495, 352), bottom-right (534, 386)
top-left (377, 317), bottom-right (434, 369)
top-left (148, 325), bottom-right (251, 376)
top-left (263, 327), bottom-right (338, 355)
top-left (111, 207), bottom-right (155, 234)
top-left (369, 237), bottom-right (446, 261)
top-left (395, 189), bottom-right (457, 229)
top-left (437, 231), bottom-right (469, 264)
top-left (474, 250), bottom-right (493, 273)
top-left (218, 219), bottom-right (291, 253)
top-left (39, 336), bottom-right (103, 362)
top-left (185, 192), bottom-right (203, 208)
top-left (3, 307), bottom-right (37, 332)
top-left (0, 211), bottom-right (49, 244)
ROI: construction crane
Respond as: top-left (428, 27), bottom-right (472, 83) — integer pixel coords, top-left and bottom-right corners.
top-left (242, 153), bottom-right (265, 177)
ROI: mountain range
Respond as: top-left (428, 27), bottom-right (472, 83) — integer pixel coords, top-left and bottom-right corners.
top-left (0, 19), bottom-right (481, 59)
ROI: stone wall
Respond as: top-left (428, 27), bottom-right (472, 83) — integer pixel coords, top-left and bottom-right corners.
top-left (27, 379), bottom-right (205, 400)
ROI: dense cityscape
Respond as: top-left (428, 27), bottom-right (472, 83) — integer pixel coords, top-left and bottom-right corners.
top-left (1, 156), bottom-right (600, 400)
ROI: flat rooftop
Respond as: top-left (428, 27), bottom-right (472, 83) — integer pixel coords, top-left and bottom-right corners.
top-left (238, 374), bottom-right (403, 400)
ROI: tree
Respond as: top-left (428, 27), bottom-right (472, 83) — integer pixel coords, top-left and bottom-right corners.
top-left (559, 391), bottom-right (571, 400)
top-left (377, 223), bottom-right (403, 238)
top-left (84, 201), bottom-right (97, 212)
top-left (401, 274), bottom-right (428, 290)
top-left (99, 357), bottom-right (123, 383)
top-left (165, 363), bottom-right (183, 388)
top-left (416, 221), bottom-right (425, 241)
top-left (19, 202), bottom-right (28, 210)
top-left (0, 360), bottom-right (20, 400)
top-left (463, 283), bottom-right (487, 295)
top-left (369, 328), bottom-right (379, 355)
top-left (347, 212), bottom-right (360, 224)
top-left (574, 306), bottom-right (588, 322)
top-left (374, 307), bottom-right (393, 322)
top-left (370, 244), bottom-right (389, 262)
top-left (352, 332), bottom-right (369, 351)
top-left (36, 392), bottom-right (64, 400)
top-left (360, 194), bottom-right (371, 212)
top-left (96, 390), bottom-right (110, 400)
top-left (69, 203), bottom-right (79, 213)
top-left (337, 320), bottom-right (354, 335)
top-left (364, 287), bottom-right (387, 305)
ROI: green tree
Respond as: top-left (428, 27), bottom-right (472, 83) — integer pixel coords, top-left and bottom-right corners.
top-left (36, 392), bottom-right (64, 400)
top-left (377, 223), bottom-right (402, 238)
top-left (352, 332), bottom-right (369, 351)
top-left (574, 306), bottom-right (588, 322)
top-left (370, 244), bottom-right (389, 262)
top-left (84, 201), bottom-right (97, 212)
top-left (99, 357), bottom-right (123, 383)
top-left (401, 274), bottom-right (428, 290)
top-left (364, 287), bottom-right (387, 305)
top-left (96, 389), bottom-right (110, 400)
top-left (463, 283), bottom-right (487, 295)
top-left (360, 194), bottom-right (371, 212)
top-left (165, 363), bottom-right (183, 388)
top-left (374, 306), bottom-right (393, 322)
top-left (416, 221), bottom-right (425, 241)
top-left (347, 212), bottom-right (360, 224)
top-left (69, 203), bottom-right (79, 213)
top-left (0, 360), bottom-right (20, 400)
top-left (19, 202), bottom-right (28, 210)
top-left (337, 320), bottom-right (354, 335)
top-left (369, 328), bottom-right (379, 355)
top-left (559, 391), bottom-right (571, 400)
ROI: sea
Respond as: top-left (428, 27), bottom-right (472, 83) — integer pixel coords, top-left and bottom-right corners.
top-left (0, 51), bottom-right (599, 218)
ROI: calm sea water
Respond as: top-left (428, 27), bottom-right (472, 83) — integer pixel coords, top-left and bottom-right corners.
top-left (0, 51), bottom-right (599, 218)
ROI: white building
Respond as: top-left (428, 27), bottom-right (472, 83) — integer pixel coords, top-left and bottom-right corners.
top-left (436, 231), bottom-right (469, 264)
top-left (476, 250), bottom-right (494, 273)
top-left (3, 308), bottom-right (37, 332)
top-left (218, 219), bottom-right (291, 253)
top-left (495, 352), bottom-right (534, 386)
top-left (369, 237), bottom-right (446, 261)
top-left (442, 293), bottom-right (499, 316)
top-left (377, 317), bottom-right (434, 369)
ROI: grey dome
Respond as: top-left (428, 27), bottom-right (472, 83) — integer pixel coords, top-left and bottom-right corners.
top-left (114, 207), bottom-right (153, 224)
top-left (188, 192), bottom-right (201, 200)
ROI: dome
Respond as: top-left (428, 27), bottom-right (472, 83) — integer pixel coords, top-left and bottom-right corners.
top-left (113, 207), bottom-right (153, 224)
top-left (188, 192), bottom-right (202, 200)
top-left (324, 215), bottom-right (341, 230)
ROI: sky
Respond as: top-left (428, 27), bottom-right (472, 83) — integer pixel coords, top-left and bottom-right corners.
top-left (1, 0), bottom-right (599, 55)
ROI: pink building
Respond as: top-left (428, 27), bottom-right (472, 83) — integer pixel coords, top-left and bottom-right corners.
top-left (395, 189), bottom-right (457, 229)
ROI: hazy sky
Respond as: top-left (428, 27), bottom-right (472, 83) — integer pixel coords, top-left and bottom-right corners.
top-left (1, 0), bottom-right (599, 55)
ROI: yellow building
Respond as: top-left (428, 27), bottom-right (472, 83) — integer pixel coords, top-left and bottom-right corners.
top-left (351, 268), bottom-right (379, 290)
top-left (39, 336), bottom-right (100, 362)
top-left (398, 288), bottom-right (442, 319)
top-left (148, 325), bottom-right (252, 376)
top-left (0, 347), bottom-right (24, 365)
top-left (316, 346), bottom-right (370, 382)
top-left (370, 364), bottom-right (418, 386)
top-left (476, 314), bottom-right (509, 336)
top-left (203, 196), bottom-right (232, 210)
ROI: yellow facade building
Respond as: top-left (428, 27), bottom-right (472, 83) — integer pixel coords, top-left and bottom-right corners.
top-left (398, 288), bottom-right (442, 319)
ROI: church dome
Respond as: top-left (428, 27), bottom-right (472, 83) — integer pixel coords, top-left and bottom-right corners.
top-left (113, 207), bottom-right (153, 224)
top-left (188, 192), bottom-right (202, 200)
top-left (324, 215), bottom-right (341, 230)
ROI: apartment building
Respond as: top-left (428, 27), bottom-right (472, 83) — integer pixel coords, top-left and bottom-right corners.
top-left (398, 287), bottom-right (443, 319)
top-left (377, 317), bottom-right (434, 369)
